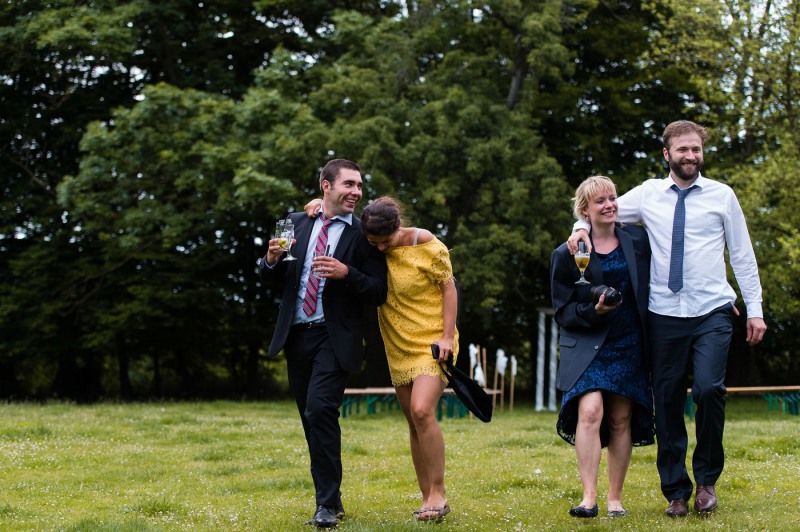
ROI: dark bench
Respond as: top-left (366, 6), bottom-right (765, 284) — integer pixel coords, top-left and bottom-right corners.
top-left (684, 385), bottom-right (800, 419)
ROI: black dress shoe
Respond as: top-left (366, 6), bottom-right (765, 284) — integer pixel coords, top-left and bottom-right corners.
top-left (569, 504), bottom-right (598, 518)
top-left (694, 485), bottom-right (718, 513)
top-left (312, 505), bottom-right (338, 528)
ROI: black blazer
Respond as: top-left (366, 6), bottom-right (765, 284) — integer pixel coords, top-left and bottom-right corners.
top-left (259, 212), bottom-right (388, 372)
top-left (550, 223), bottom-right (650, 392)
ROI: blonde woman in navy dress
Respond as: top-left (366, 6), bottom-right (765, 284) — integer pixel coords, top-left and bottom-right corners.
top-left (550, 176), bottom-right (655, 518)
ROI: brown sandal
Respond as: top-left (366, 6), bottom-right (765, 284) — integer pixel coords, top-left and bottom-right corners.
top-left (415, 504), bottom-right (451, 521)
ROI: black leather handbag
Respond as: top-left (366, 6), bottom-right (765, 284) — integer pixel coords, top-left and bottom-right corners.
top-left (432, 344), bottom-right (493, 423)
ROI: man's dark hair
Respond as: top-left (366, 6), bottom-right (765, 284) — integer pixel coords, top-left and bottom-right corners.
top-left (320, 159), bottom-right (361, 190)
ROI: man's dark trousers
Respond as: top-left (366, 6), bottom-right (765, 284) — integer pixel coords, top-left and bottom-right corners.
top-left (649, 304), bottom-right (733, 501)
top-left (285, 325), bottom-right (348, 508)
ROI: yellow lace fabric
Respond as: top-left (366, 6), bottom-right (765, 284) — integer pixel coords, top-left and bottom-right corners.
top-left (378, 237), bottom-right (459, 386)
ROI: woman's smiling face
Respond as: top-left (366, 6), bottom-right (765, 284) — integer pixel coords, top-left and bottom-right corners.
top-left (366, 231), bottom-right (400, 252)
top-left (585, 186), bottom-right (618, 226)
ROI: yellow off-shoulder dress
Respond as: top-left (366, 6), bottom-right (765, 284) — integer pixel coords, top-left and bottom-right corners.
top-left (378, 235), bottom-right (459, 386)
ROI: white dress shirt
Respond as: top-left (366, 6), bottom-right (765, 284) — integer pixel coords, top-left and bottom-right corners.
top-left (292, 212), bottom-right (351, 324)
top-left (264, 212), bottom-right (351, 324)
top-left (574, 174), bottom-right (763, 319)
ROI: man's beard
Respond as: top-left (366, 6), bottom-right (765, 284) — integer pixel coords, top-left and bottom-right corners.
top-left (668, 156), bottom-right (703, 182)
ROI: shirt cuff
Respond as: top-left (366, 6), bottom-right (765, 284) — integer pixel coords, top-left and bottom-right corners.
top-left (572, 219), bottom-right (590, 232)
top-left (745, 303), bottom-right (763, 319)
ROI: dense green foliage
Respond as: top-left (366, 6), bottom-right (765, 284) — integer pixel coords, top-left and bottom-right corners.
top-left (2, 0), bottom-right (799, 399)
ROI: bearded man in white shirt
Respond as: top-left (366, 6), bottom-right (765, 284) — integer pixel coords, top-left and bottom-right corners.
top-left (568, 120), bottom-right (767, 518)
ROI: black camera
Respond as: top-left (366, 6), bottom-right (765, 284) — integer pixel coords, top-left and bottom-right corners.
top-left (590, 285), bottom-right (622, 306)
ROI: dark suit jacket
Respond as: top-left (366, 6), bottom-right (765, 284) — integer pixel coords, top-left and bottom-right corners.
top-left (550, 223), bottom-right (650, 392)
top-left (259, 212), bottom-right (387, 373)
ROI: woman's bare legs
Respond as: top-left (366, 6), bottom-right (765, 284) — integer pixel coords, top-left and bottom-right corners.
top-left (396, 383), bottom-right (428, 502)
top-left (574, 391), bottom-right (603, 509)
top-left (396, 374), bottom-right (447, 512)
top-left (606, 394), bottom-right (633, 512)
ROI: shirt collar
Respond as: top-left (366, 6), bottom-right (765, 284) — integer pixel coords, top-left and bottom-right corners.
top-left (320, 210), bottom-right (353, 226)
top-left (661, 172), bottom-right (706, 191)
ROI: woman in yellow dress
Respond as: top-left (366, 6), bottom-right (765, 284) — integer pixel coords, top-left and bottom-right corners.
top-left (307, 196), bottom-right (458, 521)
top-left (361, 196), bottom-right (458, 521)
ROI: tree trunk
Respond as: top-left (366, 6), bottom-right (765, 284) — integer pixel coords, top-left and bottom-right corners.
top-left (118, 346), bottom-right (134, 400)
top-left (507, 37), bottom-right (530, 110)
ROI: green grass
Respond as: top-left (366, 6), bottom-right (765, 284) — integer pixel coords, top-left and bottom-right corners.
top-left (1, 398), bottom-right (798, 531)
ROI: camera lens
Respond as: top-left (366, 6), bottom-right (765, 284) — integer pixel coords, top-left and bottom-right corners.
top-left (590, 285), bottom-right (607, 303)
top-left (604, 287), bottom-right (622, 305)
top-left (590, 284), bottom-right (622, 305)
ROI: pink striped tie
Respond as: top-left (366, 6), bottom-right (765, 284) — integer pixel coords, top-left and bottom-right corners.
top-left (302, 215), bottom-right (335, 316)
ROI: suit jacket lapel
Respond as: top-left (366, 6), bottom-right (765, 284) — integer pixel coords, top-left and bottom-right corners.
top-left (293, 216), bottom-right (314, 284)
top-left (334, 220), bottom-right (357, 259)
top-left (616, 226), bottom-right (639, 300)
top-left (586, 233), bottom-right (604, 285)
top-left (586, 256), bottom-right (603, 285)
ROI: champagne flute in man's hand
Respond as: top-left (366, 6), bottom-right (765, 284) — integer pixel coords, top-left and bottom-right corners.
top-left (281, 221), bottom-right (297, 261)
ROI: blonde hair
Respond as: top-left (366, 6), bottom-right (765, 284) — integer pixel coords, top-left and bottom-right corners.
top-left (572, 175), bottom-right (617, 221)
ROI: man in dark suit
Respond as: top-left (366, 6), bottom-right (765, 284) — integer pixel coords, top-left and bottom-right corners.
top-left (259, 159), bottom-right (387, 528)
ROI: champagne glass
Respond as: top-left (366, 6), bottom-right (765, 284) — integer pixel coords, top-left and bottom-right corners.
top-left (272, 219), bottom-right (286, 242)
top-left (311, 244), bottom-right (332, 278)
top-left (272, 220), bottom-right (286, 257)
top-left (281, 220), bottom-right (297, 261)
top-left (574, 241), bottom-right (590, 285)
top-left (311, 250), bottom-right (325, 278)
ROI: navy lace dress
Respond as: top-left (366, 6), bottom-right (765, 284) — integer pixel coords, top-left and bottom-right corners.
top-left (557, 246), bottom-right (655, 447)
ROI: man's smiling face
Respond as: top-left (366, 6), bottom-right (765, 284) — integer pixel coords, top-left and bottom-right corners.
top-left (665, 131), bottom-right (704, 185)
top-left (323, 168), bottom-right (363, 216)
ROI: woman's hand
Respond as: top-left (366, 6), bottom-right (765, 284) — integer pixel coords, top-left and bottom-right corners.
top-left (594, 292), bottom-right (621, 315)
top-left (434, 337), bottom-right (455, 363)
top-left (304, 198), bottom-right (323, 218)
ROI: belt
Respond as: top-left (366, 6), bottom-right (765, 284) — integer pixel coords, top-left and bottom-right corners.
top-left (292, 319), bottom-right (326, 330)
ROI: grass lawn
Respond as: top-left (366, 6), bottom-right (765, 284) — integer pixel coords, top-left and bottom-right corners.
top-left (1, 397), bottom-right (798, 531)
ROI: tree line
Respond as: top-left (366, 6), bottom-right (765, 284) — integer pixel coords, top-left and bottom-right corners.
top-left (2, 0), bottom-right (798, 400)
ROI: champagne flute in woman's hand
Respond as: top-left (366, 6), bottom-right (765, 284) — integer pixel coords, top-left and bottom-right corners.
top-left (574, 241), bottom-right (590, 285)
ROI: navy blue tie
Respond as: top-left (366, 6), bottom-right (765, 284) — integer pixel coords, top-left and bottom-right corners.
top-left (668, 184), bottom-right (697, 293)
